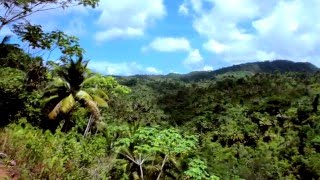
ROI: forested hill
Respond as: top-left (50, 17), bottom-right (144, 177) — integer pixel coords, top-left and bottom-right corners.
top-left (110, 62), bottom-right (320, 179)
top-left (180, 60), bottom-right (319, 81)
top-left (214, 60), bottom-right (319, 74)
top-left (120, 60), bottom-right (319, 82)
top-left (2, 1), bottom-right (320, 179)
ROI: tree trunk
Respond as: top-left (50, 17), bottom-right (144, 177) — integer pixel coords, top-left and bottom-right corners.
top-left (156, 155), bottom-right (168, 180)
top-left (139, 164), bottom-right (144, 180)
top-left (84, 115), bottom-right (93, 137)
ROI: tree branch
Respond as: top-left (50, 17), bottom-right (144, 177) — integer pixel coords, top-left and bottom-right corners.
top-left (0, 1), bottom-right (80, 31)
top-left (119, 152), bottom-right (139, 165)
top-left (156, 154), bottom-right (168, 180)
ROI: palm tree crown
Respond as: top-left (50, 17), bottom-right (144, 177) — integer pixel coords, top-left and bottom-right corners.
top-left (44, 57), bottom-right (108, 133)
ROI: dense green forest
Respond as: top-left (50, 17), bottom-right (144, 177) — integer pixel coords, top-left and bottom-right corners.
top-left (1, 1), bottom-right (320, 179)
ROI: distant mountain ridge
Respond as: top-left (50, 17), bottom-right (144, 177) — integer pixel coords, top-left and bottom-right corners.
top-left (179, 60), bottom-right (319, 81)
top-left (213, 60), bottom-right (318, 74)
top-left (116, 60), bottom-right (319, 82)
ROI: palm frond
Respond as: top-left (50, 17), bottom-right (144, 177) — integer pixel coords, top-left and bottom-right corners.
top-left (84, 99), bottom-right (101, 122)
top-left (48, 101), bottom-right (62, 120)
top-left (43, 95), bottom-right (59, 104)
top-left (80, 74), bottom-right (102, 87)
top-left (85, 88), bottom-right (109, 100)
top-left (75, 90), bottom-right (101, 119)
top-left (64, 57), bottom-right (87, 91)
top-left (75, 90), bottom-right (93, 101)
top-left (92, 95), bottom-right (108, 107)
top-left (60, 94), bottom-right (76, 114)
top-left (47, 77), bottom-right (70, 89)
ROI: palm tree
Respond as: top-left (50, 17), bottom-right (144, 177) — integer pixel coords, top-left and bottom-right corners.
top-left (44, 57), bottom-right (108, 134)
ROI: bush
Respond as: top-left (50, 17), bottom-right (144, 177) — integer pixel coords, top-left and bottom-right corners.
top-left (0, 120), bottom-right (113, 179)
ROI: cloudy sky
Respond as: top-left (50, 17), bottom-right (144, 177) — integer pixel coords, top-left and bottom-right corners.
top-left (3, 0), bottom-right (320, 75)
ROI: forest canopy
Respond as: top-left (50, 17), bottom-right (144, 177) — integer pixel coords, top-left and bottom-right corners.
top-left (1, 0), bottom-right (320, 179)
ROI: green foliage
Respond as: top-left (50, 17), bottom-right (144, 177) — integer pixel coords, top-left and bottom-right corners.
top-left (116, 127), bottom-right (197, 155)
top-left (113, 126), bottom-right (199, 179)
top-left (0, 120), bottom-right (109, 179)
top-left (82, 74), bottom-right (131, 96)
top-left (174, 60), bottom-right (318, 82)
top-left (43, 57), bottom-right (114, 134)
top-left (0, 67), bottom-right (25, 93)
top-left (0, 67), bottom-right (26, 125)
top-left (184, 158), bottom-right (219, 180)
top-left (1, 27), bottom-right (320, 180)
top-left (13, 24), bottom-right (85, 60)
top-left (115, 71), bottom-right (320, 179)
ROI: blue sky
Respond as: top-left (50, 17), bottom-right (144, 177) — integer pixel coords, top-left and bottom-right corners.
top-left (2, 0), bottom-right (320, 75)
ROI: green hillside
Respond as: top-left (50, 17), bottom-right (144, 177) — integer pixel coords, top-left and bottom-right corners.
top-left (121, 60), bottom-right (319, 82)
top-left (180, 60), bottom-right (319, 81)
top-left (1, 1), bottom-right (320, 179)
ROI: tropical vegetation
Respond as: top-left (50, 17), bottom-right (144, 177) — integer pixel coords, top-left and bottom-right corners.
top-left (1, 0), bottom-right (320, 179)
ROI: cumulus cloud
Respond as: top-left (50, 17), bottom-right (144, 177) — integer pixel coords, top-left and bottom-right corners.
top-left (203, 39), bottom-right (228, 54)
top-left (2, 1), bottom-right (166, 42)
top-left (94, 28), bottom-right (143, 42)
top-left (189, 0), bottom-right (203, 13)
top-left (94, 0), bottom-right (166, 42)
top-left (202, 65), bottom-right (214, 71)
top-left (88, 61), bottom-right (162, 75)
top-left (143, 37), bottom-right (205, 70)
top-left (143, 37), bottom-right (192, 52)
top-left (183, 0), bottom-right (320, 66)
top-left (146, 67), bottom-right (162, 74)
top-left (184, 49), bottom-right (203, 65)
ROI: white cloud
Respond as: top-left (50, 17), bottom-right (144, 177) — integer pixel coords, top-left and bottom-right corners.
top-left (88, 61), bottom-right (162, 75)
top-left (146, 67), bottom-right (162, 74)
top-left (179, 3), bottom-right (189, 15)
top-left (144, 37), bottom-right (192, 52)
top-left (202, 65), bottom-right (214, 71)
top-left (184, 49), bottom-right (203, 65)
top-left (95, 28), bottom-right (143, 42)
top-left (184, 0), bottom-right (320, 66)
top-left (95, 0), bottom-right (166, 41)
top-left (203, 39), bottom-right (228, 54)
top-left (143, 36), bottom-right (205, 69)
top-left (190, 0), bottom-right (203, 13)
